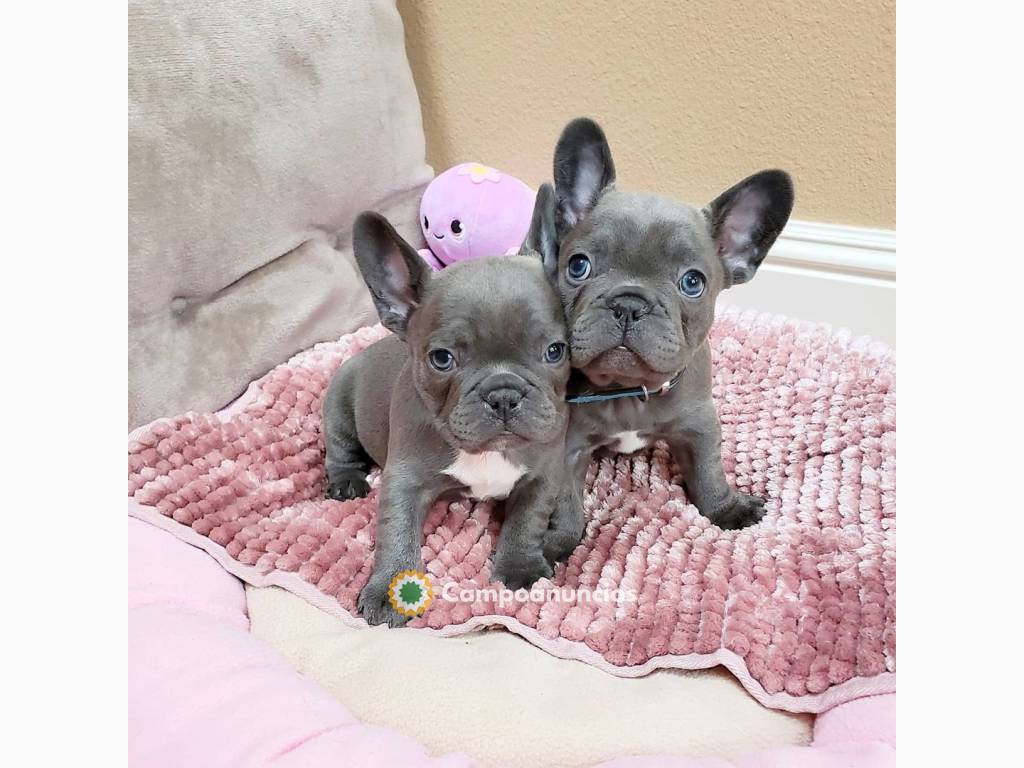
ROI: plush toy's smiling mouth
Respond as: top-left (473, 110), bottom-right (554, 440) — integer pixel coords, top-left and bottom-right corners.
top-left (433, 232), bottom-right (445, 240)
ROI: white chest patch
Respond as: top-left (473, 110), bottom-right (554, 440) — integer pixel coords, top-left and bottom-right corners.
top-left (611, 431), bottom-right (647, 454)
top-left (443, 450), bottom-right (526, 500)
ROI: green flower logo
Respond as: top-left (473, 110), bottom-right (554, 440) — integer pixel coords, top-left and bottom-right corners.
top-left (387, 570), bottom-right (434, 617)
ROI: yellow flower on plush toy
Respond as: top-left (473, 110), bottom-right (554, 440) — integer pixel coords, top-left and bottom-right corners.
top-left (457, 163), bottom-right (501, 184)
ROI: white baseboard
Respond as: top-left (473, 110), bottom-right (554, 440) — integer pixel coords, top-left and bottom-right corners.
top-left (717, 220), bottom-right (897, 347)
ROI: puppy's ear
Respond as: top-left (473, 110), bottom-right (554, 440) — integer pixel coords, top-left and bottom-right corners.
top-left (352, 211), bottom-right (431, 338)
top-left (522, 183), bottom-right (559, 281)
top-left (704, 170), bottom-right (794, 287)
top-left (553, 118), bottom-right (616, 236)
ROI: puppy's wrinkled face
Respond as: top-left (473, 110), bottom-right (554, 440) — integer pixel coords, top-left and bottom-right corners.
top-left (409, 258), bottom-right (569, 452)
top-left (528, 118), bottom-right (794, 390)
top-left (351, 211), bottom-right (569, 454)
top-left (558, 191), bottom-right (724, 389)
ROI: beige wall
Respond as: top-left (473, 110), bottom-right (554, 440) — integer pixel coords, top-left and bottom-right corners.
top-left (398, 0), bottom-right (894, 229)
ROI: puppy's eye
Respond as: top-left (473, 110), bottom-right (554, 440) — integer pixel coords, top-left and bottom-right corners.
top-left (423, 215), bottom-right (429, 230)
top-left (678, 270), bottom-right (706, 298)
top-left (428, 349), bottom-right (456, 372)
top-left (544, 342), bottom-right (567, 364)
top-left (566, 254), bottom-right (592, 282)
top-left (450, 219), bottom-right (463, 235)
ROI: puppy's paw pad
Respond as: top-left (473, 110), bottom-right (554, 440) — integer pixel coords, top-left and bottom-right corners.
top-left (710, 493), bottom-right (766, 530)
top-left (492, 556), bottom-right (553, 591)
top-left (326, 471), bottom-right (370, 501)
top-left (357, 579), bottom-right (408, 628)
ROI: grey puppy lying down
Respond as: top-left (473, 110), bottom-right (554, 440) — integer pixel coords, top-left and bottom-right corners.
top-left (323, 210), bottom-right (570, 627)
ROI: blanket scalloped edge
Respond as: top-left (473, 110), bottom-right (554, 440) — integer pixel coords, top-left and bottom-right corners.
top-left (128, 492), bottom-right (894, 714)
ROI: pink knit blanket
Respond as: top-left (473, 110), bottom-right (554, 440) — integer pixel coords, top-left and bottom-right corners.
top-left (127, 308), bottom-right (895, 713)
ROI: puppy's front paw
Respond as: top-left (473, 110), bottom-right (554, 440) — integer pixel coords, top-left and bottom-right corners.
top-left (543, 528), bottom-right (582, 566)
top-left (543, 495), bottom-right (586, 565)
top-left (492, 553), bottom-right (553, 591)
top-left (706, 492), bottom-right (766, 530)
top-left (357, 574), bottom-right (409, 627)
top-left (326, 469), bottom-right (370, 501)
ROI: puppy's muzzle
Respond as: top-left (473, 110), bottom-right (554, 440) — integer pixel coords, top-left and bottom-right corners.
top-left (481, 373), bottom-right (527, 422)
top-left (607, 289), bottom-right (653, 330)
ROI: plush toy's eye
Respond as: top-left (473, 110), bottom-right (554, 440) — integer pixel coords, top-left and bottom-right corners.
top-left (450, 219), bottom-right (463, 235)
top-left (428, 349), bottom-right (456, 372)
top-left (423, 215), bottom-right (429, 230)
top-left (544, 342), bottom-right (567, 364)
top-left (566, 254), bottom-right (592, 282)
top-left (678, 270), bottom-right (706, 298)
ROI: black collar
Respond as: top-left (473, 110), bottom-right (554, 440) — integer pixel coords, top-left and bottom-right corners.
top-left (566, 372), bottom-right (682, 405)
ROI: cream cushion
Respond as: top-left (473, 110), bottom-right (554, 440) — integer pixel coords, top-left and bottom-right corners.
top-left (248, 586), bottom-right (812, 767)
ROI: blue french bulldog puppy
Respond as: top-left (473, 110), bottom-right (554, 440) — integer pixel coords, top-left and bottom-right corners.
top-left (522, 118), bottom-right (795, 564)
top-left (323, 205), bottom-right (570, 626)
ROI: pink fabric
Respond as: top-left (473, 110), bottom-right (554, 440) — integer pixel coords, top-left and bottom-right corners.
top-left (128, 516), bottom-right (895, 767)
top-left (127, 308), bottom-right (896, 713)
top-left (128, 517), bottom-right (475, 768)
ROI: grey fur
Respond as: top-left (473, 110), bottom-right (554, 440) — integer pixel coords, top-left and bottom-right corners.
top-left (324, 212), bottom-right (570, 626)
top-left (531, 118), bottom-right (795, 564)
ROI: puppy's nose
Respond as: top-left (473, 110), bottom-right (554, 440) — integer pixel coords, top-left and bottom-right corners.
top-left (482, 374), bottom-right (526, 421)
top-left (607, 293), bottom-right (652, 327)
top-left (484, 387), bottom-right (523, 421)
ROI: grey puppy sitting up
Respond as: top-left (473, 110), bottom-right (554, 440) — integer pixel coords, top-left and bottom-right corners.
top-left (323, 210), bottom-right (570, 627)
top-left (525, 118), bottom-right (795, 565)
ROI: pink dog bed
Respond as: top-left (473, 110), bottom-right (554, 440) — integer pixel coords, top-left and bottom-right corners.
top-left (128, 308), bottom-right (895, 714)
top-left (129, 517), bottom-right (896, 766)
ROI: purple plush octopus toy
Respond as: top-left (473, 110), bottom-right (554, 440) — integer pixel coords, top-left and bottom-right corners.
top-left (418, 163), bottom-right (536, 270)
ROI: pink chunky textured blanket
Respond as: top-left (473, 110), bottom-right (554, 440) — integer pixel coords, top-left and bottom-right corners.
top-left (127, 308), bottom-right (895, 713)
